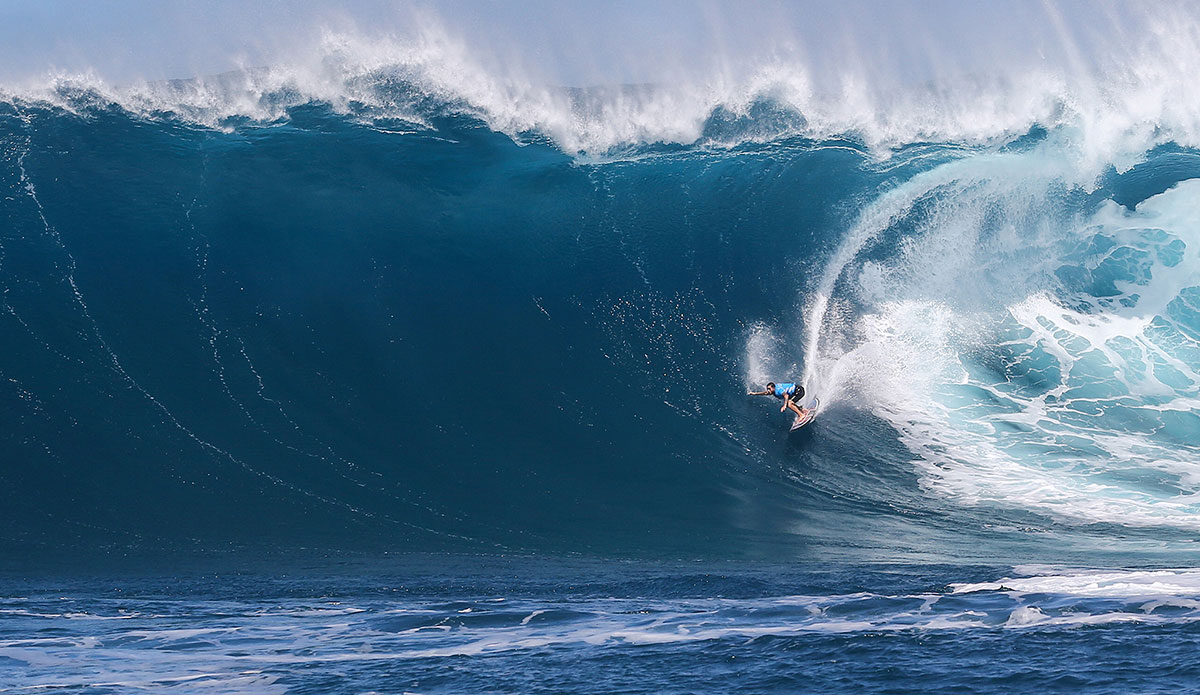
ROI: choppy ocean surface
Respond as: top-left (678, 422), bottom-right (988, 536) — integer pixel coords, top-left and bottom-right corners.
top-left (5, 3), bottom-right (1200, 691)
top-left (7, 557), bottom-right (1200, 694)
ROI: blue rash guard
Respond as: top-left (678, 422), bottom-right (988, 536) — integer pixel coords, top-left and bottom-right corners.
top-left (773, 382), bottom-right (801, 399)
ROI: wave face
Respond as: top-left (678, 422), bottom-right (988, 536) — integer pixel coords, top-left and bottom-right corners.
top-left (3, 7), bottom-right (1200, 562)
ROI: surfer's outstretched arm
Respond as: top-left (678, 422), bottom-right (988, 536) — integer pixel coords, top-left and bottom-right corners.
top-left (747, 389), bottom-right (772, 396)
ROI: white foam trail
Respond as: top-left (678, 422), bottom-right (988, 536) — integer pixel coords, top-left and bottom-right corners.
top-left (954, 568), bottom-right (1200, 598)
top-left (803, 145), bottom-right (1200, 531)
top-left (802, 146), bottom-right (1079, 395)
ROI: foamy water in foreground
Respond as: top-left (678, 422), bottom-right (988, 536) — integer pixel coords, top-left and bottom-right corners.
top-left (5, 560), bottom-right (1200, 694)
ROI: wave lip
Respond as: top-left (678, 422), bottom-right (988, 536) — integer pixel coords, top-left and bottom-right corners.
top-left (4, 2), bottom-right (1200, 158)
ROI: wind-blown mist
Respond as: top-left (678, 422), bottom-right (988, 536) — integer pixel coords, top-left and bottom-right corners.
top-left (6, 1), bottom-right (1200, 156)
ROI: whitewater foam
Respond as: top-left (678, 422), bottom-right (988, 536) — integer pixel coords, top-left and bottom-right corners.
top-left (4, 4), bottom-right (1200, 158)
top-left (11, 563), bottom-right (1200, 694)
top-left (804, 146), bottom-right (1200, 531)
top-left (954, 567), bottom-right (1200, 597)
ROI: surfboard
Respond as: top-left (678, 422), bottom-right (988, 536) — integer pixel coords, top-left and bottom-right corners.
top-left (789, 397), bottom-right (820, 431)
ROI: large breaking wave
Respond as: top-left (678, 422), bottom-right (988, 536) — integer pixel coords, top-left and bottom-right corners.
top-left (2, 2), bottom-right (1200, 563)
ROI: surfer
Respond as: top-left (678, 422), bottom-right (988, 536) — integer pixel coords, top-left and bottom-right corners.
top-left (749, 382), bottom-right (810, 419)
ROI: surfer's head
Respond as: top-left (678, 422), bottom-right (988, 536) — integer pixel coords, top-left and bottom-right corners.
top-left (766, 382), bottom-right (775, 390)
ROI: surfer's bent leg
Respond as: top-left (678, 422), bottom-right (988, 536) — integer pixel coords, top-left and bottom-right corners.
top-left (787, 387), bottom-right (807, 416)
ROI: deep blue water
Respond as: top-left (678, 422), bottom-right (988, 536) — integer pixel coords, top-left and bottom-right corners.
top-left (7, 556), bottom-right (1200, 694)
top-left (3, 66), bottom-right (1200, 692)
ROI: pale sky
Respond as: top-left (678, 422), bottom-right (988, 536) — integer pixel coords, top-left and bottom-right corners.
top-left (0, 1), bottom-right (1164, 87)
